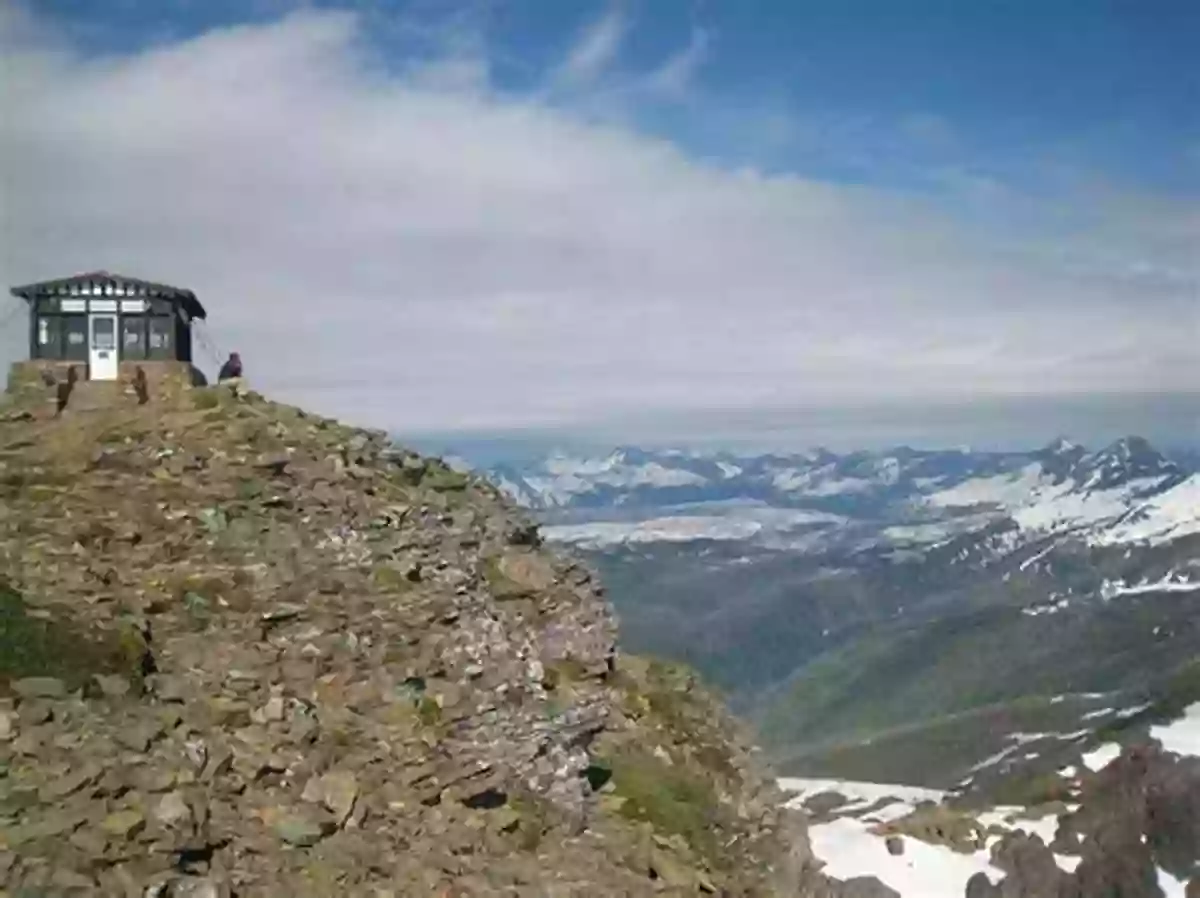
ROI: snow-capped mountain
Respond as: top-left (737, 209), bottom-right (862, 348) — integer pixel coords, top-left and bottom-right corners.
top-left (488, 443), bottom-right (1023, 513)
top-left (478, 437), bottom-right (1198, 553)
top-left (921, 437), bottom-right (1193, 547)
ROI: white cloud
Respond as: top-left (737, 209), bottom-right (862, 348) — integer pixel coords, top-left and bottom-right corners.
top-left (554, 3), bottom-right (626, 87)
top-left (646, 26), bottom-right (710, 97)
top-left (0, 8), bottom-right (1196, 437)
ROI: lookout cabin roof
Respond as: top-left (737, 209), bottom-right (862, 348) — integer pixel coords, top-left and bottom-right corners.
top-left (10, 270), bottom-right (206, 321)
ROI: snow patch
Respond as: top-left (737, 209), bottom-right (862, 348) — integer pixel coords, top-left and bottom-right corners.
top-left (1100, 573), bottom-right (1200, 599)
top-left (925, 464), bottom-right (1047, 509)
top-left (542, 515), bottom-right (762, 547)
top-left (925, 460), bottom-right (1185, 545)
top-left (777, 778), bottom-right (945, 812)
top-left (1023, 595), bottom-right (1072, 617)
top-left (977, 808), bottom-right (1060, 844)
top-left (1150, 702), bottom-right (1200, 757)
top-left (809, 818), bottom-right (1002, 897)
top-left (784, 780), bottom-right (1092, 893)
top-left (1081, 743), bottom-right (1122, 772)
top-left (772, 468), bottom-right (876, 496)
top-left (520, 452), bottom-right (710, 505)
top-left (1012, 476), bottom-right (1167, 534)
top-left (1158, 867), bottom-right (1190, 898)
top-left (1094, 474), bottom-right (1200, 546)
top-left (541, 505), bottom-right (846, 547)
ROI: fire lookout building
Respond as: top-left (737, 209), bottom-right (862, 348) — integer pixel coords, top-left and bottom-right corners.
top-left (9, 271), bottom-right (207, 382)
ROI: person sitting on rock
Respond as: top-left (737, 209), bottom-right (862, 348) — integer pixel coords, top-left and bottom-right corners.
top-left (217, 351), bottom-right (243, 383)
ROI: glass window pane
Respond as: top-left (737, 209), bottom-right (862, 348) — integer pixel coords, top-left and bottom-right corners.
top-left (36, 317), bottom-right (62, 357)
top-left (92, 316), bottom-right (116, 350)
top-left (148, 317), bottom-right (173, 353)
top-left (64, 316), bottom-right (88, 360)
top-left (122, 318), bottom-right (145, 357)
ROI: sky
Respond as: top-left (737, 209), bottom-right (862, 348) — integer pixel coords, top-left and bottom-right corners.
top-left (1, 0), bottom-right (1198, 450)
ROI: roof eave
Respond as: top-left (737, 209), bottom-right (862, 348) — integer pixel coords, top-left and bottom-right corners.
top-left (8, 277), bottom-right (207, 319)
top-left (183, 295), bottom-right (208, 320)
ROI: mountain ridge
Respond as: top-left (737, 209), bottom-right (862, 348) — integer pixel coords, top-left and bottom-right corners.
top-left (475, 438), bottom-right (1198, 558)
top-left (0, 372), bottom-right (850, 897)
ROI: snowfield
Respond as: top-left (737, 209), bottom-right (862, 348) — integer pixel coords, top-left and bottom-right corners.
top-left (781, 694), bottom-right (1200, 893)
top-left (925, 463), bottom-right (1047, 510)
top-left (809, 817), bottom-right (1003, 897)
top-left (925, 461), bottom-right (1183, 541)
top-left (542, 515), bottom-right (764, 546)
top-left (1093, 475), bottom-right (1200, 546)
top-left (780, 740), bottom-right (1199, 895)
top-left (778, 778), bottom-right (1089, 896)
top-left (540, 506), bottom-right (846, 547)
top-left (1099, 573), bottom-right (1200, 599)
top-left (778, 778), bottom-right (945, 816)
top-left (1150, 702), bottom-right (1200, 757)
top-left (1011, 475), bottom-right (1168, 534)
top-left (1081, 742), bottom-right (1123, 772)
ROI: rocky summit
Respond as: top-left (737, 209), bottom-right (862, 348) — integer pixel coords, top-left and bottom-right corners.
top-left (0, 374), bottom-right (856, 897)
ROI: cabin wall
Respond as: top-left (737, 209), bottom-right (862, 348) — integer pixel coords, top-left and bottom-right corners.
top-left (26, 296), bottom-right (196, 366)
top-left (173, 314), bottom-right (194, 363)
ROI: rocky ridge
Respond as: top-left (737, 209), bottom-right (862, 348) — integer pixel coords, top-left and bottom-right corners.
top-left (968, 742), bottom-right (1200, 896)
top-left (0, 375), bottom-right (849, 897)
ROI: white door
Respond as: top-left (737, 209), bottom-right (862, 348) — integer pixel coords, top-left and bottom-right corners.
top-left (89, 314), bottom-right (119, 380)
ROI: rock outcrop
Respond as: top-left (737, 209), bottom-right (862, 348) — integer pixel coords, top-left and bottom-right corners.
top-left (0, 382), bottom-right (847, 896)
top-left (970, 742), bottom-right (1200, 897)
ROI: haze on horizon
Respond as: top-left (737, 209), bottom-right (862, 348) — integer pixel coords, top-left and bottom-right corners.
top-left (1, 0), bottom-right (1197, 449)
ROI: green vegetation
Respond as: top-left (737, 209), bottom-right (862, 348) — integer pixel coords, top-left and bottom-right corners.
top-left (1095, 656), bottom-right (1200, 741)
top-left (191, 387), bottom-right (223, 410)
top-left (370, 563), bottom-right (418, 593)
top-left (776, 693), bottom-right (1102, 788)
top-left (583, 655), bottom-right (756, 872)
top-left (480, 554), bottom-right (526, 600)
top-left (542, 657), bottom-right (589, 691)
top-left (757, 587), bottom-right (1200, 778)
top-left (508, 792), bottom-right (554, 851)
top-left (602, 746), bottom-right (720, 859)
top-left (0, 580), bottom-right (147, 695)
top-left (416, 695), bottom-right (443, 726)
top-left (988, 770), bottom-right (1075, 808)
top-left (420, 466), bottom-right (469, 492)
top-left (612, 658), bottom-right (702, 736)
top-left (1156, 656), bottom-right (1200, 716)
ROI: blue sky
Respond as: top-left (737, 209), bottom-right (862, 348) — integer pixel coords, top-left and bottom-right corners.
top-left (2, 0), bottom-right (1197, 448)
top-left (27, 0), bottom-right (1200, 190)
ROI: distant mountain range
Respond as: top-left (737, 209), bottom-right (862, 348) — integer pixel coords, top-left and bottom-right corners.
top-left (481, 437), bottom-right (1198, 553)
top-left (459, 437), bottom-right (1200, 790)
